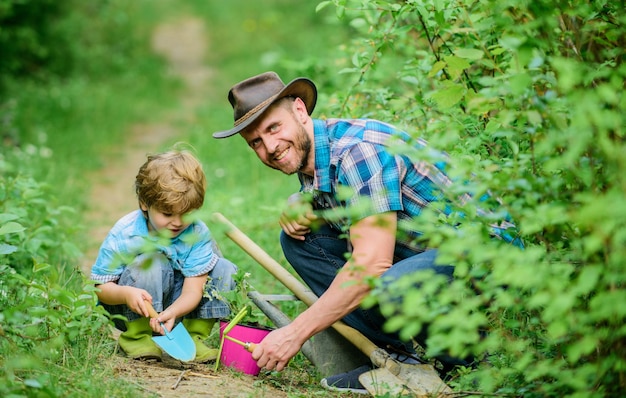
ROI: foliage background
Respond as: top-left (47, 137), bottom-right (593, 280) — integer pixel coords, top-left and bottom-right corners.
top-left (1, 0), bottom-right (624, 397)
top-left (324, 1), bottom-right (624, 397)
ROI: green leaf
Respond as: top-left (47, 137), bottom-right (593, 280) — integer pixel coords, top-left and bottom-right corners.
top-left (573, 265), bottom-right (601, 296)
top-left (0, 221), bottom-right (25, 235)
top-left (33, 262), bottom-right (51, 273)
top-left (499, 35), bottom-right (526, 51)
top-left (428, 61), bottom-right (446, 78)
top-left (429, 83), bottom-right (465, 109)
top-left (29, 307), bottom-right (50, 317)
top-left (0, 243), bottom-right (17, 255)
top-left (566, 335), bottom-right (599, 364)
top-left (443, 55), bottom-right (471, 80)
top-left (315, 1), bottom-right (332, 12)
top-left (61, 241), bottom-right (82, 258)
top-left (509, 72), bottom-right (532, 95)
top-left (551, 57), bottom-right (584, 92)
top-left (0, 213), bottom-right (19, 223)
top-left (589, 290), bottom-right (626, 321)
top-left (526, 110), bottom-right (542, 126)
top-left (454, 48), bottom-right (484, 60)
top-left (24, 379), bottom-right (43, 389)
top-left (399, 321), bottom-right (423, 341)
top-left (336, 4), bottom-right (345, 18)
top-left (384, 315), bottom-right (407, 332)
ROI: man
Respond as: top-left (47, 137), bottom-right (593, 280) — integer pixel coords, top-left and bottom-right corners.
top-left (213, 71), bottom-right (518, 393)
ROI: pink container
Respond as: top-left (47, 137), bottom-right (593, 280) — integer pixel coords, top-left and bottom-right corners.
top-left (219, 321), bottom-right (271, 376)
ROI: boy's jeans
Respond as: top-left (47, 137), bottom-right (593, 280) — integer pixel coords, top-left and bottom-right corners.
top-left (279, 223), bottom-right (454, 356)
top-left (101, 253), bottom-right (237, 331)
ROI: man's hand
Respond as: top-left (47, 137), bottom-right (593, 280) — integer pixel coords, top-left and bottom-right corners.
top-left (251, 325), bottom-right (304, 371)
top-left (279, 193), bottom-right (318, 240)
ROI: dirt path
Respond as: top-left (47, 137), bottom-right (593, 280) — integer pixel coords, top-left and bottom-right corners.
top-left (80, 16), bottom-right (298, 398)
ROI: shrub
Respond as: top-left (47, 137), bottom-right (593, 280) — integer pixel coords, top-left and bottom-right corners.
top-left (320, 0), bottom-right (625, 396)
top-left (0, 146), bottom-right (114, 396)
top-left (0, 0), bottom-right (160, 93)
top-left (0, 146), bottom-right (81, 273)
top-left (0, 0), bottom-right (74, 81)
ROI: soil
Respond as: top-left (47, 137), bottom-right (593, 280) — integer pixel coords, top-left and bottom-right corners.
top-left (80, 16), bottom-right (334, 398)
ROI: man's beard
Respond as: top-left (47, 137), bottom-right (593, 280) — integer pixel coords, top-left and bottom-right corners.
top-left (270, 123), bottom-right (312, 175)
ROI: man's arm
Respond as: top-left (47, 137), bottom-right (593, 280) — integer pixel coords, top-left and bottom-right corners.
top-left (252, 212), bottom-right (397, 371)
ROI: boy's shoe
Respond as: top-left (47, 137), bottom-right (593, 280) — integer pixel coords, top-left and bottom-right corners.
top-left (119, 317), bottom-right (162, 361)
top-left (320, 365), bottom-right (372, 395)
top-left (182, 318), bottom-right (219, 363)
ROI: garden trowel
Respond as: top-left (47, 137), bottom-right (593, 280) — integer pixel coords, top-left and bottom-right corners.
top-left (145, 301), bottom-right (196, 362)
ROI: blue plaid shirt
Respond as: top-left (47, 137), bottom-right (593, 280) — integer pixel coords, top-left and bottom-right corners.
top-left (90, 210), bottom-right (219, 283)
top-left (299, 118), bottom-right (520, 252)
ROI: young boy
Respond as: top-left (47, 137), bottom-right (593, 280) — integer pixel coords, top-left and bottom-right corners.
top-left (90, 149), bottom-right (237, 362)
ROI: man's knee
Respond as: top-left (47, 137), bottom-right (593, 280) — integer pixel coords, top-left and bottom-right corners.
top-left (279, 230), bottom-right (297, 252)
top-left (279, 230), bottom-right (305, 268)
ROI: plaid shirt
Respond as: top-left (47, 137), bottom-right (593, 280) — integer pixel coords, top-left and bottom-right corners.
top-left (299, 118), bottom-right (520, 252)
top-left (90, 210), bottom-right (219, 283)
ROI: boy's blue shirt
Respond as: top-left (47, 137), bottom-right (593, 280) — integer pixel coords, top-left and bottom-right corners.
top-left (90, 209), bottom-right (218, 283)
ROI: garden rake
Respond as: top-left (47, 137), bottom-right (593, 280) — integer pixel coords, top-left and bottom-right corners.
top-left (212, 212), bottom-right (452, 397)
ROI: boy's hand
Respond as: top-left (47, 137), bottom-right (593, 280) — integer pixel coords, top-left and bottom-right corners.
top-left (144, 301), bottom-right (175, 335)
top-left (148, 309), bottom-right (176, 335)
top-left (125, 287), bottom-right (153, 317)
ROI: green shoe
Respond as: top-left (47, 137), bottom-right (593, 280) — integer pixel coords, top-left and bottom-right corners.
top-left (119, 317), bottom-right (162, 361)
top-left (182, 318), bottom-right (219, 363)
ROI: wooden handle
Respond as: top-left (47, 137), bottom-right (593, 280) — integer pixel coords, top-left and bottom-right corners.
top-left (244, 342), bottom-right (257, 352)
top-left (224, 335), bottom-right (257, 352)
top-left (212, 212), bottom-right (380, 358)
top-left (144, 300), bottom-right (159, 318)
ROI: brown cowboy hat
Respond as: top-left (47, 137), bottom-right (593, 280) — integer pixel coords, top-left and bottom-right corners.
top-left (212, 71), bottom-right (317, 139)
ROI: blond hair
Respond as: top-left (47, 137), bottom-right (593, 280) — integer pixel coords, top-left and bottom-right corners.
top-left (135, 149), bottom-right (206, 214)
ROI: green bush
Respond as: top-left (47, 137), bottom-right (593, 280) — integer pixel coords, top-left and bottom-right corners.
top-left (319, 0), bottom-right (625, 396)
top-left (0, 0), bottom-right (159, 92)
top-left (0, 0), bottom-right (74, 82)
top-left (0, 0), bottom-right (181, 393)
top-left (0, 147), bottom-right (81, 273)
top-left (0, 147), bottom-right (124, 397)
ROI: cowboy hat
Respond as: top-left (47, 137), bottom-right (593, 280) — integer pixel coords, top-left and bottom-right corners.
top-left (212, 71), bottom-right (317, 138)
